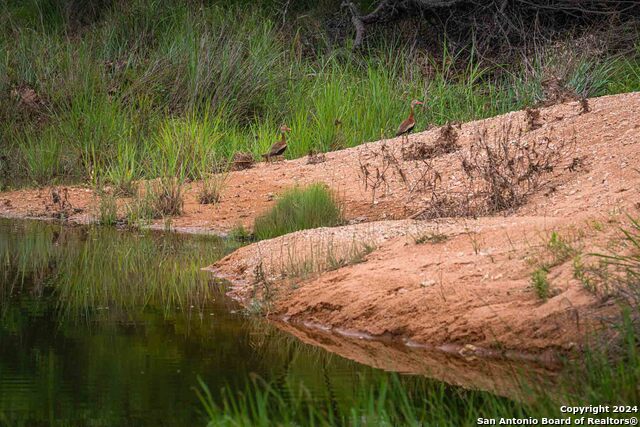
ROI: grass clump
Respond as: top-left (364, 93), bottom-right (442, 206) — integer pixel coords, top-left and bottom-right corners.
top-left (228, 224), bottom-right (253, 243)
top-left (587, 216), bottom-right (640, 304)
top-left (531, 267), bottom-right (551, 300)
top-left (253, 184), bottom-right (344, 240)
top-left (152, 177), bottom-right (184, 216)
top-left (198, 176), bottom-right (225, 205)
top-left (124, 179), bottom-right (184, 226)
top-left (97, 190), bottom-right (118, 226)
top-left (197, 160), bottom-right (230, 205)
top-left (546, 231), bottom-right (579, 267)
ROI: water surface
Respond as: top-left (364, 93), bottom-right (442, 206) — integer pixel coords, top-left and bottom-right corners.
top-left (0, 219), bottom-right (532, 426)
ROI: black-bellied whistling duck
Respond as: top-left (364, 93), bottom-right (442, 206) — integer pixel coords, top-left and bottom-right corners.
top-left (262, 125), bottom-right (291, 162)
top-left (396, 99), bottom-right (423, 144)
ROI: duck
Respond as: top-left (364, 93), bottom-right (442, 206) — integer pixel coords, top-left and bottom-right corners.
top-left (262, 125), bottom-right (291, 162)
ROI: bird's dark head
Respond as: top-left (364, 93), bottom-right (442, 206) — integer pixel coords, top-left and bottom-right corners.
top-left (280, 124), bottom-right (291, 133)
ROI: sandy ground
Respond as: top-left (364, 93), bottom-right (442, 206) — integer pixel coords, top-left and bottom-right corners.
top-left (2, 92), bottom-right (639, 359)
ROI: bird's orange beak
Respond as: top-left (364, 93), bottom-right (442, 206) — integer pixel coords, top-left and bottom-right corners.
top-left (416, 101), bottom-right (424, 105)
top-left (282, 126), bottom-right (291, 132)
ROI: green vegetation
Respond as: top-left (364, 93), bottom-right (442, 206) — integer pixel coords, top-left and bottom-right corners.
top-left (1, 1), bottom-right (639, 190)
top-left (595, 216), bottom-right (640, 288)
top-left (546, 231), bottom-right (579, 267)
top-left (121, 178), bottom-right (185, 226)
top-left (97, 190), bottom-right (118, 226)
top-left (527, 230), bottom-right (582, 300)
top-left (228, 224), bottom-right (253, 242)
top-left (580, 216), bottom-right (640, 301)
top-left (281, 237), bottom-right (375, 280)
top-left (531, 267), bottom-right (551, 300)
top-left (197, 314), bottom-right (640, 426)
top-left (0, 219), bottom-right (233, 317)
top-left (198, 171), bottom-right (229, 205)
top-left (253, 184), bottom-right (344, 240)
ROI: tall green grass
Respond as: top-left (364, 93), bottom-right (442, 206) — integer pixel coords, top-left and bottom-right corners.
top-left (197, 314), bottom-right (640, 426)
top-left (1, 1), bottom-right (639, 189)
top-left (253, 184), bottom-right (344, 240)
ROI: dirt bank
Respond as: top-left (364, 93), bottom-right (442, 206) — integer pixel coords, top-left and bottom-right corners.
top-left (2, 92), bottom-right (639, 356)
top-left (2, 92), bottom-right (637, 232)
top-left (205, 92), bottom-right (639, 355)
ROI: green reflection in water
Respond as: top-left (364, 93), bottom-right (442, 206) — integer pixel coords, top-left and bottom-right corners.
top-left (2, 219), bottom-right (474, 426)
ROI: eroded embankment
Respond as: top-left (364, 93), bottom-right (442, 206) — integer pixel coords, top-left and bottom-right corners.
top-left (204, 92), bottom-right (640, 357)
top-left (2, 92), bottom-right (640, 358)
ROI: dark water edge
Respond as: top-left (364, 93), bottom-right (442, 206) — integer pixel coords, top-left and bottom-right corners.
top-left (0, 219), bottom-right (536, 427)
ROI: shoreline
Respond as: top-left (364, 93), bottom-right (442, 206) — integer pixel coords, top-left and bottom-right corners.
top-left (2, 92), bottom-right (639, 361)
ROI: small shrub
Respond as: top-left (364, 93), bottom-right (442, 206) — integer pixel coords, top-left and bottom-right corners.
top-left (253, 184), bottom-right (344, 240)
top-left (531, 267), bottom-right (551, 300)
top-left (151, 177), bottom-right (184, 217)
top-left (546, 231), bottom-right (578, 267)
top-left (460, 121), bottom-right (570, 214)
top-left (198, 171), bottom-right (229, 205)
top-left (124, 178), bottom-right (184, 226)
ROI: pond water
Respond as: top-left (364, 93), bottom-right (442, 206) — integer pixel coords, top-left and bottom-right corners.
top-left (0, 219), bottom-right (533, 426)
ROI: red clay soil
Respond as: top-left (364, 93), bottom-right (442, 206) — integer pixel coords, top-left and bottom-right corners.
top-left (2, 92), bottom-right (640, 358)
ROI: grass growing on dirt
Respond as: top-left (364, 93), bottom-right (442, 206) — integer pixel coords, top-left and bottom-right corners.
top-left (581, 216), bottom-right (640, 303)
top-left (97, 191), bottom-right (118, 226)
top-left (253, 184), bottom-right (344, 240)
top-left (531, 267), bottom-right (551, 300)
top-left (280, 237), bottom-right (376, 280)
top-left (2, 2), bottom-right (639, 189)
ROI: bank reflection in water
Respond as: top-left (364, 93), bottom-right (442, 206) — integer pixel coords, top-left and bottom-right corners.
top-left (0, 219), bottom-right (547, 426)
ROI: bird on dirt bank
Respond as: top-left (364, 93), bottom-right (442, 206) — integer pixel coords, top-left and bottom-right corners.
top-left (396, 99), bottom-right (424, 144)
top-left (262, 125), bottom-right (291, 162)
